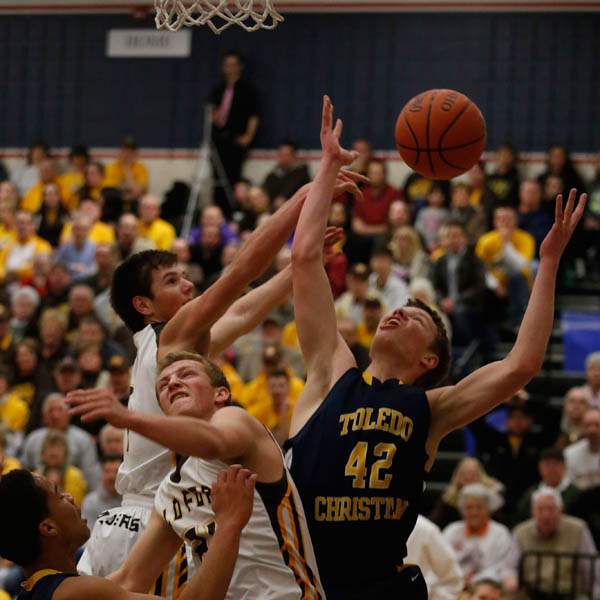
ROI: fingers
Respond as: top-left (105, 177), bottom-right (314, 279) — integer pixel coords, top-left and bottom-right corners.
top-left (246, 473), bottom-right (257, 492)
top-left (340, 170), bottom-right (370, 185)
top-left (333, 117), bottom-right (343, 139)
top-left (555, 193), bottom-right (563, 224)
top-left (563, 188), bottom-right (576, 224)
top-left (571, 193), bottom-right (587, 228)
top-left (321, 95), bottom-right (332, 134)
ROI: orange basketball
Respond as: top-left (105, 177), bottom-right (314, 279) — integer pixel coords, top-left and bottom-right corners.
top-left (395, 89), bottom-right (486, 180)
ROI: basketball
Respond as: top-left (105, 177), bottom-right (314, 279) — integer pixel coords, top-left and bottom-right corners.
top-left (395, 89), bottom-right (486, 180)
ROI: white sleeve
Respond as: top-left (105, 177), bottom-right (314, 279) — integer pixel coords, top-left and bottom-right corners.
top-left (423, 524), bottom-right (464, 600)
top-left (502, 241), bottom-right (529, 274)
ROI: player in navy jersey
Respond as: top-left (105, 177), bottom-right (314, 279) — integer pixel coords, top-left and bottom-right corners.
top-left (0, 465), bottom-right (255, 600)
top-left (286, 95), bottom-right (587, 599)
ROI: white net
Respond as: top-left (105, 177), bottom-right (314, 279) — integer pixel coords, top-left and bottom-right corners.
top-left (154, 0), bottom-right (284, 34)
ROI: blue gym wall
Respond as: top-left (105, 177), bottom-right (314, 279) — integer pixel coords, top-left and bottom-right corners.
top-left (1, 12), bottom-right (599, 152)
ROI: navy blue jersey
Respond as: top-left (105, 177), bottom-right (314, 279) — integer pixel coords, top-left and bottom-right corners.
top-left (17, 571), bottom-right (76, 600)
top-left (285, 367), bottom-right (431, 593)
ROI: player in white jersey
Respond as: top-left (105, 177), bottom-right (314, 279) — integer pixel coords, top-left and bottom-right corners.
top-left (69, 351), bottom-right (325, 599)
top-left (75, 176), bottom-right (361, 591)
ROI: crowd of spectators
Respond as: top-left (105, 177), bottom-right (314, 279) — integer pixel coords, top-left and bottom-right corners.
top-left (0, 120), bottom-right (600, 598)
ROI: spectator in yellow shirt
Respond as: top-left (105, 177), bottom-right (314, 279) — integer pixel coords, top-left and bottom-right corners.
top-left (77, 161), bottom-right (106, 205)
top-left (0, 196), bottom-right (17, 252)
top-left (0, 428), bottom-right (21, 476)
top-left (104, 136), bottom-right (149, 203)
top-left (239, 343), bottom-right (305, 414)
top-left (0, 211), bottom-right (52, 283)
top-left (476, 206), bottom-right (535, 326)
top-left (58, 145), bottom-right (90, 211)
top-left (36, 429), bottom-right (87, 506)
top-left (21, 158), bottom-right (66, 214)
top-left (138, 194), bottom-right (176, 250)
top-left (356, 295), bottom-right (384, 349)
top-left (0, 366), bottom-right (29, 436)
top-left (60, 199), bottom-right (115, 246)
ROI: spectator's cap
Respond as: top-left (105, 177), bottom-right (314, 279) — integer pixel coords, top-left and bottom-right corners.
top-left (540, 447), bottom-right (565, 463)
top-left (0, 304), bottom-right (9, 322)
top-left (458, 483), bottom-right (504, 513)
top-left (108, 355), bottom-right (129, 374)
top-left (121, 135), bottom-right (138, 150)
top-left (349, 263), bottom-right (369, 281)
top-left (262, 312), bottom-right (285, 328)
top-left (364, 295), bottom-right (383, 309)
top-left (56, 356), bottom-right (80, 373)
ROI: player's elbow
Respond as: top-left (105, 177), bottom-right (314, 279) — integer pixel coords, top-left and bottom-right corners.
top-left (291, 243), bottom-right (321, 266)
top-left (505, 354), bottom-right (540, 381)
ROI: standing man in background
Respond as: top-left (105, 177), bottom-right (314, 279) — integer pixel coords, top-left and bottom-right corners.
top-left (210, 51), bottom-right (260, 217)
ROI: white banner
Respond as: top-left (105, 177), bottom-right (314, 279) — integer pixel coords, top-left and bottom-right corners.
top-left (106, 29), bottom-right (191, 58)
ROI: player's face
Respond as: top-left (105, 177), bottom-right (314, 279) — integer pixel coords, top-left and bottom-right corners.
top-left (148, 265), bottom-right (195, 322)
top-left (157, 360), bottom-right (217, 419)
top-left (34, 474), bottom-right (90, 548)
top-left (372, 305), bottom-right (438, 371)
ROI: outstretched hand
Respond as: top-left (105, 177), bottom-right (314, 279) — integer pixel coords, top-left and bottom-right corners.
top-left (539, 188), bottom-right (587, 262)
top-left (320, 95), bottom-right (357, 167)
top-left (65, 388), bottom-right (131, 429)
top-left (211, 465), bottom-right (256, 532)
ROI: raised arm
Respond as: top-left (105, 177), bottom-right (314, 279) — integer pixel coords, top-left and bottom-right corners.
top-left (289, 97), bottom-right (358, 437)
top-left (157, 183), bottom-right (310, 359)
top-left (427, 189), bottom-right (587, 444)
top-left (208, 226), bottom-right (345, 358)
top-left (67, 390), bottom-right (256, 462)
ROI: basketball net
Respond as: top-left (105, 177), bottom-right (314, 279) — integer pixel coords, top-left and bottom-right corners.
top-left (154, 0), bottom-right (284, 34)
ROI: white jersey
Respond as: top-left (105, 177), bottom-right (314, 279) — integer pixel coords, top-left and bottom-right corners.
top-left (156, 454), bottom-right (325, 599)
top-left (116, 323), bottom-right (172, 501)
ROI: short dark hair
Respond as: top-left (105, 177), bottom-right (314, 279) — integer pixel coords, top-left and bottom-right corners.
top-left (407, 298), bottom-right (451, 390)
top-left (69, 145), bottom-right (89, 161)
top-left (444, 218), bottom-right (467, 233)
top-left (267, 368), bottom-right (289, 381)
top-left (110, 250), bottom-right (178, 332)
top-left (540, 447), bottom-right (564, 463)
top-left (0, 470), bottom-right (49, 567)
top-left (101, 453), bottom-right (123, 465)
top-left (279, 140), bottom-right (298, 152)
top-left (223, 50), bottom-right (244, 64)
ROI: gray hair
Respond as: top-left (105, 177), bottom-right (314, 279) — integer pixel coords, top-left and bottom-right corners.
top-left (99, 424), bottom-right (123, 449)
top-left (532, 486), bottom-right (563, 511)
top-left (41, 393), bottom-right (66, 414)
top-left (458, 483), bottom-right (503, 513)
top-left (585, 352), bottom-right (600, 369)
top-left (11, 286), bottom-right (40, 310)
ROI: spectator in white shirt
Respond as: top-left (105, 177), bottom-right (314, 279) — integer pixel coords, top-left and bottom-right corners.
top-left (443, 483), bottom-right (512, 589)
top-left (368, 246), bottom-right (408, 311)
top-left (406, 515), bottom-right (463, 600)
top-left (582, 352), bottom-right (600, 409)
top-left (564, 408), bottom-right (600, 491)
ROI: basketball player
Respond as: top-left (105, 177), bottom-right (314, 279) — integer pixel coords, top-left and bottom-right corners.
top-left (68, 351), bottom-right (324, 599)
top-left (76, 177), bottom-right (359, 588)
top-left (0, 464), bottom-right (256, 600)
top-left (285, 96), bottom-right (587, 599)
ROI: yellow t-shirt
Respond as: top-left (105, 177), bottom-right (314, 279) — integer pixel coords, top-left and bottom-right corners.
top-left (282, 321), bottom-right (300, 350)
top-left (357, 322), bottom-right (376, 349)
top-left (0, 225), bottom-right (17, 252)
top-left (0, 392), bottom-right (29, 431)
top-left (104, 160), bottom-right (149, 191)
top-left (64, 465), bottom-right (87, 507)
top-left (60, 221), bottom-right (115, 245)
top-left (138, 218), bottom-right (176, 251)
top-left (1, 455), bottom-right (21, 475)
top-left (0, 235), bottom-right (53, 282)
top-left (58, 171), bottom-right (86, 212)
top-left (21, 180), bottom-right (68, 213)
top-left (8, 382), bottom-right (36, 407)
top-left (221, 362), bottom-right (244, 404)
top-left (239, 369), bottom-right (304, 429)
top-left (475, 228), bottom-right (535, 285)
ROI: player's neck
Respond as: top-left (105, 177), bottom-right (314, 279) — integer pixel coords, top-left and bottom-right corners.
top-left (367, 358), bottom-right (415, 385)
top-left (25, 549), bottom-right (78, 578)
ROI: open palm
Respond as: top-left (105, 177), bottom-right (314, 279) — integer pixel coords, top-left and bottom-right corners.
top-left (320, 95), bottom-right (357, 166)
top-left (540, 188), bottom-right (587, 261)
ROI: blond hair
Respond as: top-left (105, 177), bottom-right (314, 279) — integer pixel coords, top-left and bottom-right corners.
top-left (157, 351), bottom-right (230, 393)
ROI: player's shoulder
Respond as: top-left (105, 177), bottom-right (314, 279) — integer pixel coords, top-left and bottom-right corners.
top-left (212, 405), bottom-right (258, 428)
top-left (53, 575), bottom-right (126, 600)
